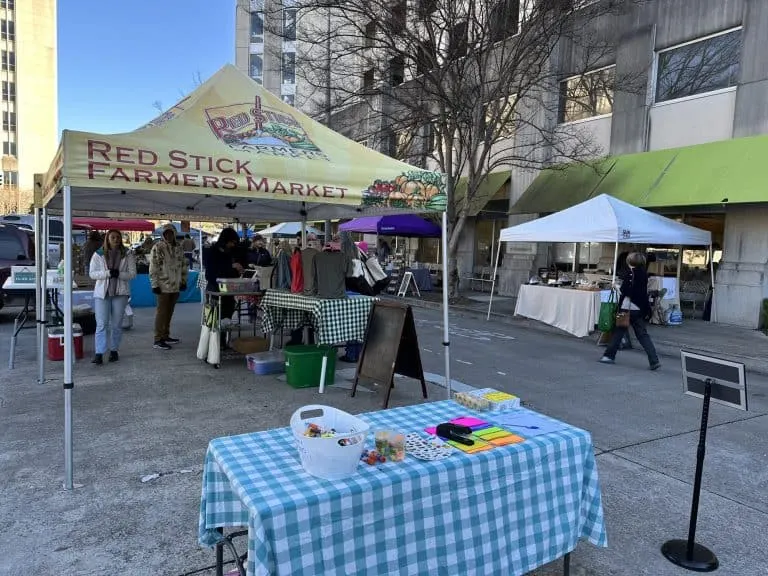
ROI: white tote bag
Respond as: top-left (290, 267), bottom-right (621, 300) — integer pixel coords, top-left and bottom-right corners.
top-left (197, 305), bottom-right (216, 361)
top-left (207, 327), bottom-right (221, 365)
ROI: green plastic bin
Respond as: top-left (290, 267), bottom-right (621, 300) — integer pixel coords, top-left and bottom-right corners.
top-left (284, 345), bottom-right (337, 389)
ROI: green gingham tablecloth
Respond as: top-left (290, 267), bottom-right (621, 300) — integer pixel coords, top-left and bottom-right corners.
top-left (198, 400), bottom-right (607, 576)
top-left (260, 289), bottom-right (375, 345)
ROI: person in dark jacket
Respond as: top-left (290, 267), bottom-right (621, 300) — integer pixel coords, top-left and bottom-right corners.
top-left (203, 227), bottom-right (243, 321)
top-left (247, 235), bottom-right (272, 267)
top-left (600, 252), bottom-right (660, 370)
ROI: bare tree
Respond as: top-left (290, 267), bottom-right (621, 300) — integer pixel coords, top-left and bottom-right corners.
top-left (266, 0), bottom-right (645, 295)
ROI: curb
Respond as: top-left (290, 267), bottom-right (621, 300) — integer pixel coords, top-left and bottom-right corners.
top-left (399, 296), bottom-right (768, 377)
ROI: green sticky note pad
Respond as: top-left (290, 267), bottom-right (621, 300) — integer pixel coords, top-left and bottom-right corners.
top-left (474, 427), bottom-right (505, 438)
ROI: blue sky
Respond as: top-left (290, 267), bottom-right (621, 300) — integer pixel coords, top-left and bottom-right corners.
top-left (58, 0), bottom-right (235, 136)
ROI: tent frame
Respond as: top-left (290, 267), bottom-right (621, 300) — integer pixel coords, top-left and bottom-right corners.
top-left (36, 181), bottom-right (452, 490)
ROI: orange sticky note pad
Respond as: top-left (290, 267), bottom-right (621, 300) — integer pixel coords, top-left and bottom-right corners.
top-left (489, 434), bottom-right (525, 446)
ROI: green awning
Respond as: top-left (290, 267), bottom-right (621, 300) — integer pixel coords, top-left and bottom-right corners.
top-left (454, 171), bottom-right (510, 217)
top-left (511, 159), bottom-right (614, 214)
top-left (511, 134), bottom-right (768, 213)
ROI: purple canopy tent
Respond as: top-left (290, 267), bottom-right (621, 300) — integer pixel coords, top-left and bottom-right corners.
top-left (339, 214), bottom-right (441, 237)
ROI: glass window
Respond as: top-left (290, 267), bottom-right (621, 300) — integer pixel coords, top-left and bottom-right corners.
top-left (656, 29), bottom-right (742, 103)
top-left (3, 170), bottom-right (17, 185)
top-left (489, 0), bottom-right (520, 43)
top-left (283, 8), bottom-right (297, 42)
top-left (282, 94), bottom-right (295, 106)
top-left (249, 54), bottom-right (263, 81)
top-left (448, 21), bottom-right (468, 59)
top-left (485, 95), bottom-right (516, 138)
top-left (0, 0), bottom-right (15, 8)
top-left (1, 19), bottom-right (14, 41)
top-left (1, 50), bottom-right (14, 71)
top-left (364, 21), bottom-right (376, 48)
top-left (2, 141), bottom-right (16, 156)
top-left (250, 11), bottom-right (264, 42)
top-left (0, 229), bottom-right (25, 260)
top-left (558, 66), bottom-right (614, 123)
top-left (389, 56), bottom-right (404, 86)
top-left (282, 52), bottom-right (295, 85)
top-left (363, 68), bottom-right (375, 91)
top-left (2, 81), bottom-right (15, 102)
top-left (2, 111), bottom-right (15, 131)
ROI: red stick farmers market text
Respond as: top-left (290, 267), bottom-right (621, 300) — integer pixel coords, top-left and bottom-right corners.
top-left (85, 139), bottom-right (347, 198)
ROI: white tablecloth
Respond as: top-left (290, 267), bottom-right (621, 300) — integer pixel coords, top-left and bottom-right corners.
top-left (515, 285), bottom-right (601, 337)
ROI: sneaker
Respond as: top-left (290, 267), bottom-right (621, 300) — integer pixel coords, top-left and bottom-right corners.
top-left (165, 337), bottom-right (181, 344)
top-left (154, 341), bottom-right (172, 350)
top-left (599, 356), bottom-right (615, 364)
top-left (650, 362), bottom-right (661, 371)
top-left (91, 354), bottom-right (103, 365)
top-left (109, 351), bottom-right (119, 362)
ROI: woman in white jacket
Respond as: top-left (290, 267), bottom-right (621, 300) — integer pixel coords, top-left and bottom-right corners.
top-left (89, 229), bottom-right (137, 364)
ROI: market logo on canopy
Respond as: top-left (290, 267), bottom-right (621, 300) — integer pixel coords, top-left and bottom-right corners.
top-left (205, 97), bottom-right (328, 161)
top-left (362, 171), bottom-right (446, 211)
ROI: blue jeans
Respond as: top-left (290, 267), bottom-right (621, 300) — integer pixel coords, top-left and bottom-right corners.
top-left (94, 295), bottom-right (129, 354)
top-left (604, 310), bottom-right (659, 366)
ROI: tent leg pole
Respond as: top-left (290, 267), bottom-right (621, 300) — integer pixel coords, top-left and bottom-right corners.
top-left (611, 242), bottom-right (619, 286)
top-left (301, 204), bottom-right (307, 248)
top-left (487, 240), bottom-right (502, 321)
top-left (40, 208), bottom-right (48, 385)
top-left (63, 184), bottom-right (74, 490)
top-left (199, 227), bottom-right (204, 305)
top-left (34, 207), bottom-right (43, 384)
top-left (709, 244), bottom-right (716, 323)
top-left (441, 211), bottom-right (451, 398)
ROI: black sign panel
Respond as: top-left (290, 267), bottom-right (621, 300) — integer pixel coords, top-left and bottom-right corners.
top-left (681, 350), bottom-right (747, 411)
top-left (352, 300), bottom-right (428, 408)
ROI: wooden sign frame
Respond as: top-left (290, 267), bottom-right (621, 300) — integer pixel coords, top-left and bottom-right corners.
top-left (351, 300), bottom-right (428, 408)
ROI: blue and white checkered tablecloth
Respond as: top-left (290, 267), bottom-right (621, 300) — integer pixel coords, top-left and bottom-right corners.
top-left (199, 400), bottom-right (607, 576)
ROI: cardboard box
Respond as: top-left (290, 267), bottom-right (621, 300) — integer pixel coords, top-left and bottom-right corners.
top-left (230, 337), bottom-right (270, 355)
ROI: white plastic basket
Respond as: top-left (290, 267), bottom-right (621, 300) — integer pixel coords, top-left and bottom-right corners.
top-left (290, 405), bottom-right (370, 480)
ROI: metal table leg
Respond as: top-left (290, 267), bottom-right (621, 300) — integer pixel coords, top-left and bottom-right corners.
top-left (563, 552), bottom-right (571, 576)
top-left (8, 293), bottom-right (32, 369)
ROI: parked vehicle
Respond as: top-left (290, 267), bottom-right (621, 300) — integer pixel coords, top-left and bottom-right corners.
top-left (0, 223), bottom-right (35, 310)
top-left (0, 214), bottom-right (87, 267)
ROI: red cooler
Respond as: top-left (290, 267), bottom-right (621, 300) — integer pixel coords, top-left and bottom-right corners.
top-left (48, 324), bottom-right (84, 361)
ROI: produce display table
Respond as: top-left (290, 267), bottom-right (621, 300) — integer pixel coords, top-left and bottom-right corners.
top-left (2, 277), bottom-right (77, 369)
top-left (260, 290), bottom-right (375, 345)
top-left (198, 400), bottom-right (606, 576)
top-left (515, 284), bottom-right (601, 338)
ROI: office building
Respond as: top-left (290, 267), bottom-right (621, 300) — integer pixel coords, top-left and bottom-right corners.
top-left (0, 0), bottom-right (57, 213)
top-left (235, 0), bottom-right (298, 108)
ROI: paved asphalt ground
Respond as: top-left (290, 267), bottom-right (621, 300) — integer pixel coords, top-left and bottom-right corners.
top-left (0, 302), bottom-right (766, 576)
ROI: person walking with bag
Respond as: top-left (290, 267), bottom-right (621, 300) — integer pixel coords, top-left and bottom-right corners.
top-left (150, 224), bottom-right (187, 350)
top-left (89, 229), bottom-right (136, 364)
top-left (600, 252), bottom-right (660, 370)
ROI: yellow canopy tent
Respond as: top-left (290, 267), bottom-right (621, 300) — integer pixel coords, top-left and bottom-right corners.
top-left (35, 64), bottom-right (452, 489)
top-left (40, 64), bottom-right (446, 221)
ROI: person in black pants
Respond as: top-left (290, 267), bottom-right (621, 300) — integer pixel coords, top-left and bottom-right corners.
top-left (600, 252), bottom-right (660, 370)
top-left (203, 228), bottom-right (243, 322)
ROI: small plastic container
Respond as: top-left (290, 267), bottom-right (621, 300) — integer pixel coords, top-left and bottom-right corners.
top-left (388, 433), bottom-right (406, 462)
top-left (246, 351), bottom-right (285, 375)
top-left (375, 431), bottom-right (391, 457)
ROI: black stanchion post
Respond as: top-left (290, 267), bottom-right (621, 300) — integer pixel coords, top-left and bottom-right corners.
top-left (661, 379), bottom-right (719, 572)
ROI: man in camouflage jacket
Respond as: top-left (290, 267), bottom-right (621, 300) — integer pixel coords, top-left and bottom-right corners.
top-left (149, 224), bottom-right (188, 349)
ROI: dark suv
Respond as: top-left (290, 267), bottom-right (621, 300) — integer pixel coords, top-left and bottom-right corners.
top-left (0, 223), bottom-right (35, 310)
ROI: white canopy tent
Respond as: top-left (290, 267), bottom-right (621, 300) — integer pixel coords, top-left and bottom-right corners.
top-left (486, 194), bottom-right (714, 318)
top-left (34, 65), bottom-right (452, 489)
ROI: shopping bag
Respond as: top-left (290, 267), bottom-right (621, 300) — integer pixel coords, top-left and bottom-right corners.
top-left (197, 324), bottom-right (211, 360)
top-left (598, 292), bottom-right (617, 332)
top-left (197, 304), bottom-right (217, 361)
top-left (207, 328), bottom-right (221, 365)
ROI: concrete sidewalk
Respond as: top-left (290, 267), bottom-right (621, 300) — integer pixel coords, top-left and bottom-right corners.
top-left (400, 291), bottom-right (768, 374)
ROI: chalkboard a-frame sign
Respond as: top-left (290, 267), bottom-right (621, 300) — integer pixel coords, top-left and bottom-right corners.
top-left (351, 300), bottom-right (428, 408)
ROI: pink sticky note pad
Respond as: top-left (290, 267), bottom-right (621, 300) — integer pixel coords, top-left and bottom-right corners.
top-left (451, 416), bottom-right (489, 429)
top-left (425, 426), bottom-right (437, 435)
